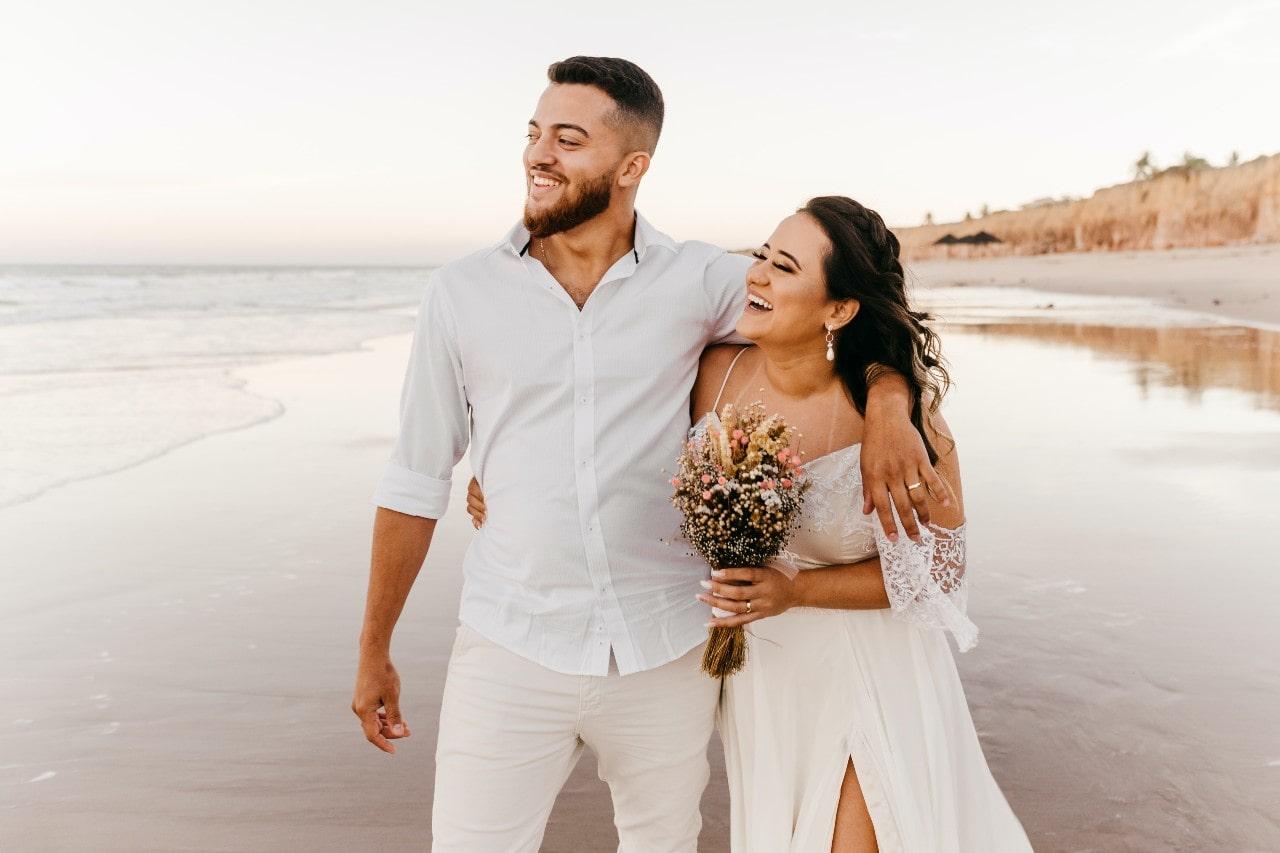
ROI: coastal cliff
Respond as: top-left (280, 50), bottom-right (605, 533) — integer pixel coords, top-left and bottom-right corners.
top-left (897, 153), bottom-right (1280, 261)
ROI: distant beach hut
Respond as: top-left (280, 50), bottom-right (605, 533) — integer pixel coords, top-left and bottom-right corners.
top-left (933, 233), bottom-right (960, 245)
top-left (960, 230), bottom-right (1002, 245)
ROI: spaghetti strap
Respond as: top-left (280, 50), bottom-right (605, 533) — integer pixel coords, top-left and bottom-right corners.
top-left (712, 346), bottom-right (751, 413)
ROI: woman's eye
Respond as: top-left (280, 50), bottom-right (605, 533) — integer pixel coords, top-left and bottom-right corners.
top-left (774, 263), bottom-right (792, 273)
top-left (750, 251), bottom-right (766, 260)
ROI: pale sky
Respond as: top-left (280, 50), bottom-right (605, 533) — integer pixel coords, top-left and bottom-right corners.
top-left (2, 0), bottom-right (1278, 264)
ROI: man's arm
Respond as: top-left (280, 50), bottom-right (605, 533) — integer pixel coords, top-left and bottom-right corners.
top-left (862, 373), bottom-right (948, 542)
top-left (353, 273), bottom-right (469, 755)
top-left (703, 249), bottom-right (752, 344)
top-left (352, 509), bottom-right (436, 754)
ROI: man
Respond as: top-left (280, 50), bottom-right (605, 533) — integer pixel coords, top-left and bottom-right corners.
top-left (351, 56), bottom-right (941, 851)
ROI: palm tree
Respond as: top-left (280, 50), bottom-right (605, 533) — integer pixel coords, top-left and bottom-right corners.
top-left (1181, 151), bottom-right (1210, 171)
top-left (1133, 151), bottom-right (1155, 181)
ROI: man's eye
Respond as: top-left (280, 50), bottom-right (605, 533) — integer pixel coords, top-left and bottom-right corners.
top-left (559, 138), bottom-right (580, 146)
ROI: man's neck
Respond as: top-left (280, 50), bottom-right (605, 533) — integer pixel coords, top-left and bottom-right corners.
top-left (538, 208), bottom-right (636, 276)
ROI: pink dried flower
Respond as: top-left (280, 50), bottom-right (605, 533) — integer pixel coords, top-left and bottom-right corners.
top-left (781, 478), bottom-right (793, 489)
top-left (717, 476), bottom-right (727, 486)
top-left (701, 490), bottom-right (713, 500)
top-left (701, 474), bottom-right (712, 484)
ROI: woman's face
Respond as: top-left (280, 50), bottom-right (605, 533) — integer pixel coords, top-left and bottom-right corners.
top-left (736, 212), bottom-right (851, 350)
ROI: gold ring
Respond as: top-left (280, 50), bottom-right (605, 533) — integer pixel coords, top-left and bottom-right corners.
top-left (745, 600), bottom-right (752, 613)
top-left (907, 482), bottom-right (923, 491)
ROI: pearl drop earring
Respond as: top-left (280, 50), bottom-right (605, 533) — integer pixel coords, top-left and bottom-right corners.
top-left (824, 324), bottom-right (835, 362)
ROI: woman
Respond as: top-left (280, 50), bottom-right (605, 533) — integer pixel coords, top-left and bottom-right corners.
top-left (469, 197), bottom-right (1031, 851)
top-left (689, 196), bottom-right (1030, 851)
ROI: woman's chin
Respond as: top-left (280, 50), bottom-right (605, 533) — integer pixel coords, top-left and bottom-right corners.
top-left (734, 316), bottom-right (766, 343)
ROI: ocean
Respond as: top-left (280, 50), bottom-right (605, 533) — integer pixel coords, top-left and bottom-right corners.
top-left (0, 265), bottom-right (428, 509)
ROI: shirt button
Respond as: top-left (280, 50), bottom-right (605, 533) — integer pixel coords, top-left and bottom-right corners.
top-left (580, 396), bottom-right (589, 404)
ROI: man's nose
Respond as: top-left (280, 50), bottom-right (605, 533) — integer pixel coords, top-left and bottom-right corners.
top-left (526, 135), bottom-right (557, 169)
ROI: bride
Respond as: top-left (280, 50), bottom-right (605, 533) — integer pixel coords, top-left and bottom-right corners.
top-left (468, 196), bottom-right (1031, 851)
top-left (688, 196), bottom-right (1030, 851)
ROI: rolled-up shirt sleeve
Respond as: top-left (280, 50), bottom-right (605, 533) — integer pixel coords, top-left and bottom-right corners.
top-left (371, 273), bottom-right (469, 519)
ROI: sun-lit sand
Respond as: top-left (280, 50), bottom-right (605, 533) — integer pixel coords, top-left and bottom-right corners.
top-left (3, 251), bottom-right (1280, 850)
top-left (910, 243), bottom-right (1280, 329)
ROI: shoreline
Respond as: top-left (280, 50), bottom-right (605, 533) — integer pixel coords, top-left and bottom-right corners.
top-left (909, 243), bottom-right (1280, 330)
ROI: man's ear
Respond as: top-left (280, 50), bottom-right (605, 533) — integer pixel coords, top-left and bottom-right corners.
top-left (617, 151), bottom-right (651, 188)
top-left (827, 298), bottom-right (860, 331)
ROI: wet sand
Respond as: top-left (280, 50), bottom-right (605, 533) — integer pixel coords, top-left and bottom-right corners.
top-left (911, 243), bottom-right (1280, 329)
top-left (4, 296), bottom-right (1280, 850)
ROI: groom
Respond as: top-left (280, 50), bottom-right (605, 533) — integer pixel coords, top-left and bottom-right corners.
top-left (352, 56), bottom-right (938, 851)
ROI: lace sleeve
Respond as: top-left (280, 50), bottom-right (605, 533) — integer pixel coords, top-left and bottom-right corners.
top-left (874, 518), bottom-right (978, 652)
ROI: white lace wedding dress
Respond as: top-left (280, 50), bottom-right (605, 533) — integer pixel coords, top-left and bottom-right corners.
top-left (704, 421), bottom-right (1033, 851)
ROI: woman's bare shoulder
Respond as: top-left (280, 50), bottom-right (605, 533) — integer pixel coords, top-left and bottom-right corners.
top-left (692, 344), bottom-right (752, 418)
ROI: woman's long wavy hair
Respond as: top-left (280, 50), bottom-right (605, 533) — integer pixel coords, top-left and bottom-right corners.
top-left (800, 196), bottom-right (952, 464)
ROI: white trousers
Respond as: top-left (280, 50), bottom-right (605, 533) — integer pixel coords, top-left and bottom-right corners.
top-left (431, 623), bottom-right (720, 852)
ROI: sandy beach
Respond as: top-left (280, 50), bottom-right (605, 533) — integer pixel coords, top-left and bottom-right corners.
top-left (3, 256), bottom-right (1280, 850)
top-left (911, 243), bottom-right (1280, 329)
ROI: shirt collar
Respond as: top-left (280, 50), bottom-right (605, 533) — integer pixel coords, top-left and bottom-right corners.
top-left (503, 210), bottom-right (676, 261)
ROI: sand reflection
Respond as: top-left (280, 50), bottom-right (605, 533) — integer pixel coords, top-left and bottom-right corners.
top-left (947, 321), bottom-right (1280, 410)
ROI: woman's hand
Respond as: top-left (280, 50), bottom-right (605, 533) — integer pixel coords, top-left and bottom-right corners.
top-left (466, 476), bottom-right (486, 529)
top-left (697, 567), bottom-right (799, 629)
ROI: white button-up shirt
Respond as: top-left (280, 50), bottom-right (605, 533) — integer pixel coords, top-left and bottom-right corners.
top-left (372, 213), bottom-right (750, 676)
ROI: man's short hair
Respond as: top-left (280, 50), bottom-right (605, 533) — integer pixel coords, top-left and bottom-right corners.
top-left (546, 56), bottom-right (664, 153)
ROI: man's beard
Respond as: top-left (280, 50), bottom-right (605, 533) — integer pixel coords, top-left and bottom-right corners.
top-left (524, 169), bottom-right (615, 238)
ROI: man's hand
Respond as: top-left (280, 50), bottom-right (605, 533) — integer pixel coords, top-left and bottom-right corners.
top-left (351, 651), bottom-right (411, 755)
top-left (466, 477), bottom-right (486, 529)
top-left (862, 374), bottom-right (947, 542)
top-left (697, 567), bottom-right (798, 628)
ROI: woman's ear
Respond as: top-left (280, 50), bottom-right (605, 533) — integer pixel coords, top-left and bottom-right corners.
top-left (826, 298), bottom-right (859, 331)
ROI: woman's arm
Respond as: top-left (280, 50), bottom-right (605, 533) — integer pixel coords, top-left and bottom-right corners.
top-left (701, 411), bottom-right (964, 628)
top-left (690, 343), bottom-right (751, 421)
top-left (702, 558), bottom-right (889, 629)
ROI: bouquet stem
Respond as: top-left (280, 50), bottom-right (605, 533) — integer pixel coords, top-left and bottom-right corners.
top-left (701, 625), bottom-right (747, 677)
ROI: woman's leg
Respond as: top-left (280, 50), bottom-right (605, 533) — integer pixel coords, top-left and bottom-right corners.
top-left (831, 759), bottom-right (878, 853)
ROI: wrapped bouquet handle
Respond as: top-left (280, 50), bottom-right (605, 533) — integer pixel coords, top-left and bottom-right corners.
top-left (670, 404), bottom-right (810, 678)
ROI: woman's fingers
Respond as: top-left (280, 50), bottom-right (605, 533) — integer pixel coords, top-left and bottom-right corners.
top-left (712, 567), bottom-right (764, 583)
top-left (465, 477), bottom-right (486, 528)
top-left (707, 611), bottom-right (763, 629)
top-left (702, 580), bottom-right (755, 600)
top-left (698, 593), bottom-right (760, 615)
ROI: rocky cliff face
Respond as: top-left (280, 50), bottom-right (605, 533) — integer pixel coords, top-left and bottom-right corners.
top-left (897, 154), bottom-right (1280, 261)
